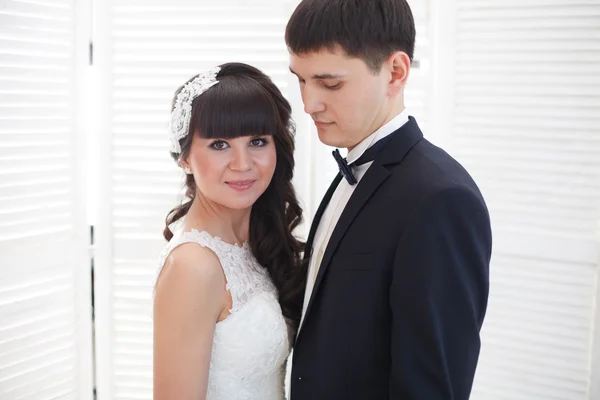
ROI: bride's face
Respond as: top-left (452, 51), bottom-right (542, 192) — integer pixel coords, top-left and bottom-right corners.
top-left (184, 133), bottom-right (277, 210)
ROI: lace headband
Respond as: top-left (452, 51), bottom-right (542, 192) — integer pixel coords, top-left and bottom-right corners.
top-left (168, 66), bottom-right (221, 154)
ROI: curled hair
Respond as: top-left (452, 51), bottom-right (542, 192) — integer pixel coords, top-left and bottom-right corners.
top-left (164, 62), bottom-right (307, 329)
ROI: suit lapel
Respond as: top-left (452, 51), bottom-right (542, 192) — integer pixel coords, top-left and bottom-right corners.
top-left (296, 174), bottom-right (341, 337)
top-left (304, 174), bottom-right (342, 260)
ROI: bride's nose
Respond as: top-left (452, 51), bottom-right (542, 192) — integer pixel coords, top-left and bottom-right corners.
top-left (229, 147), bottom-right (252, 172)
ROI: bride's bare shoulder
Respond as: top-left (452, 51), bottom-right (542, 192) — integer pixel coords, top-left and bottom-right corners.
top-left (155, 243), bottom-right (226, 315)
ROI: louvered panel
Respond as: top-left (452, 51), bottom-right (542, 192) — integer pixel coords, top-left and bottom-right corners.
top-left (0, 267), bottom-right (77, 397)
top-left (111, 260), bottom-right (155, 400)
top-left (449, 1), bottom-right (600, 399)
top-left (474, 253), bottom-right (596, 400)
top-left (0, 0), bottom-right (91, 398)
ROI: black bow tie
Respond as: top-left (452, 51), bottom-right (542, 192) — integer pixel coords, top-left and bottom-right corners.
top-left (332, 132), bottom-right (396, 185)
top-left (332, 149), bottom-right (357, 185)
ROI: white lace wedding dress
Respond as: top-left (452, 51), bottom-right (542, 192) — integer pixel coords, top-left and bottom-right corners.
top-left (155, 229), bottom-right (291, 400)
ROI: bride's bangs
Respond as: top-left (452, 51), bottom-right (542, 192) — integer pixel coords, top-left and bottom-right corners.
top-left (190, 76), bottom-right (281, 140)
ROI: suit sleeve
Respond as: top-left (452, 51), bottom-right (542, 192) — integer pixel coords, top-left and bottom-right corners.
top-left (389, 186), bottom-right (492, 400)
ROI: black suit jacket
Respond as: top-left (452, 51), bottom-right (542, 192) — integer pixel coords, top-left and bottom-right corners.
top-left (290, 117), bottom-right (492, 400)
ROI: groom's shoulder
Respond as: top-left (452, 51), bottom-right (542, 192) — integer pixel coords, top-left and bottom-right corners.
top-left (382, 138), bottom-right (484, 207)
top-left (403, 138), bottom-right (477, 186)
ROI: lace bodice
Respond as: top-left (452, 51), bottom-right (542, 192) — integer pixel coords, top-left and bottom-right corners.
top-left (155, 229), bottom-right (290, 400)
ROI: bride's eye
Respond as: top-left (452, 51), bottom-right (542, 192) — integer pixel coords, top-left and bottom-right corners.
top-left (210, 140), bottom-right (229, 150)
top-left (250, 137), bottom-right (269, 147)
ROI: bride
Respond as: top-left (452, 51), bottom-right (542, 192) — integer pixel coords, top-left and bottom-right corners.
top-left (153, 62), bottom-right (306, 399)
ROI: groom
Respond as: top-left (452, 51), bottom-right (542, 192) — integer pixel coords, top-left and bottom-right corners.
top-left (286, 0), bottom-right (492, 399)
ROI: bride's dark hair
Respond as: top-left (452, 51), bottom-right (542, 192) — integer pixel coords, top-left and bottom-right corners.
top-left (164, 62), bottom-right (307, 328)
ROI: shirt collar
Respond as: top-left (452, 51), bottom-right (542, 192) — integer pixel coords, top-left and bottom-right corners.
top-left (346, 110), bottom-right (410, 165)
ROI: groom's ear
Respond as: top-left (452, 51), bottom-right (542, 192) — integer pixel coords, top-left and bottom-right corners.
top-left (385, 51), bottom-right (411, 96)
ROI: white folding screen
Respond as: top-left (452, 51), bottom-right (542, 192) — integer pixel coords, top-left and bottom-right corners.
top-left (0, 0), bottom-right (93, 399)
top-left (430, 0), bottom-right (600, 399)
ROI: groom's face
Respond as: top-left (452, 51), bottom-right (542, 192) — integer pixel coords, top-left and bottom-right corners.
top-left (289, 46), bottom-right (392, 150)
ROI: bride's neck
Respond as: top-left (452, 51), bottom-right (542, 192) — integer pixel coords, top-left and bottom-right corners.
top-left (184, 194), bottom-right (251, 245)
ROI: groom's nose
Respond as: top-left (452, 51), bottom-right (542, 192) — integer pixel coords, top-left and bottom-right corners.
top-left (302, 86), bottom-right (325, 115)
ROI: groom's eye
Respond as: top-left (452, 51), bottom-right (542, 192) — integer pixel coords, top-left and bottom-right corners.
top-left (323, 82), bottom-right (342, 90)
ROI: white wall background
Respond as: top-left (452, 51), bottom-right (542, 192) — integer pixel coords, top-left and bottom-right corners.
top-left (0, 0), bottom-right (599, 399)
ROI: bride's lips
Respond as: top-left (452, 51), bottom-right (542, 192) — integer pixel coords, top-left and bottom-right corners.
top-left (226, 180), bottom-right (256, 191)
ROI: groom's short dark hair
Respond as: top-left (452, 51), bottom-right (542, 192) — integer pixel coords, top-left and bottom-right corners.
top-left (285, 0), bottom-right (416, 72)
